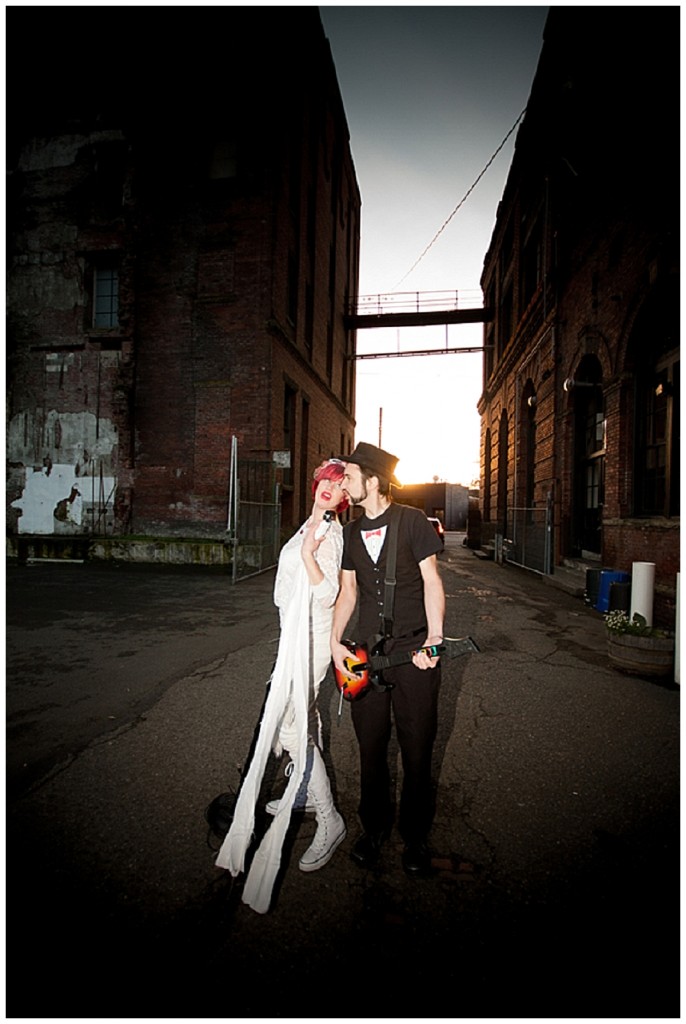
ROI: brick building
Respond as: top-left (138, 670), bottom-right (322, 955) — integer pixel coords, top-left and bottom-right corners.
top-left (477, 8), bottom-right (679, 624)
top-left (6, 9), bottom-right (359, 555)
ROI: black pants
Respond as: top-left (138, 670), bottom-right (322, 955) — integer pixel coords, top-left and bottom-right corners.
top-left (350, 659), bottom-right (440, 845)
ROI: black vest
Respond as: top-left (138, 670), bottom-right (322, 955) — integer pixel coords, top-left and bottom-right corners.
top-left (342, 503), bottom-right (437, 651)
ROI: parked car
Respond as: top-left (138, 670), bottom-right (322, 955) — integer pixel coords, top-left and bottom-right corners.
top-left (427, 516), bottom-right (445, 549)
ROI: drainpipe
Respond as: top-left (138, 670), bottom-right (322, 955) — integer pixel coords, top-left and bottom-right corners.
top-left (676, 573), bottom-right (681, 685)
top-left (513, 372), bottom-right (519, 547)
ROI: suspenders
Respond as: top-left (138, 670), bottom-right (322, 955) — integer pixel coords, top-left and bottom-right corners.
top-left (381, 506), bottom-right (401, 640)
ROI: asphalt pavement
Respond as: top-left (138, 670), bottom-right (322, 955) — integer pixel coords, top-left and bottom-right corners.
top-left (6, 535), bottom-right (680, 1019)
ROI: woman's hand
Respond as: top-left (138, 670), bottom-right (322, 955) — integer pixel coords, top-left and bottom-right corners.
top-left (300, 520), bottom-right (326, 586)
top-left (301, 520), bottom-right (325, 559)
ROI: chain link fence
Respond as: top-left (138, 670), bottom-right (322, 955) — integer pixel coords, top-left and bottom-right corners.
top-left (504, 493), bottom-right (553, 575)
top-left (228, 440), bottom-right (281, 583)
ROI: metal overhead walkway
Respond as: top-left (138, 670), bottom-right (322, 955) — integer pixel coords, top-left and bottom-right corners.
top-left (344, 290), bottom-right (492, 358)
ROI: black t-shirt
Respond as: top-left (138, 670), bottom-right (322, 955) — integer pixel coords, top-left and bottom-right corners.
top-left (341, 503), bottom-right (442, 649)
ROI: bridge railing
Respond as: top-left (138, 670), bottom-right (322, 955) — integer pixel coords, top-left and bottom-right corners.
top-left (351, 289), bottom-right (484, 316)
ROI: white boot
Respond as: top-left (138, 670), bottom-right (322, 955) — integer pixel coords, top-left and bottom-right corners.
top-left (298, 747), bottom-right (346, 872)
top-left (265, 752), bottom-right (315, 815)
top-left (266, 796), bottom-right (315, 815)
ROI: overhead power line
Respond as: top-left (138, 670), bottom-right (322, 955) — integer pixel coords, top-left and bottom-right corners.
top-left (391, 108), bottom-right (527, 291)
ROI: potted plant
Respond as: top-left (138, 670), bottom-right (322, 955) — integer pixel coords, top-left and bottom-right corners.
top-left (605, 610), bottom-right (675, 679)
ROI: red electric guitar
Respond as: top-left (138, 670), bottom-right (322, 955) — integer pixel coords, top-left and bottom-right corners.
top-left (335, 635), bottom-right (480, 702)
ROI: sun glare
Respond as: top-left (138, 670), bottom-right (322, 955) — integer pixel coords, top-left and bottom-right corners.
top-left (354, 329), bottom-right (483, 486)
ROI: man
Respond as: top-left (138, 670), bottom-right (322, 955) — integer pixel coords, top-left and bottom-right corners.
top-left (330, 442), bottom-right (445, 877)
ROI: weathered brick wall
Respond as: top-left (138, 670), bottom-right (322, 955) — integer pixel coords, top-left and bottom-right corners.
top-left (6, 10), bottom-right (359, 543)
top-left (477, 9), bottom-right (679, 616)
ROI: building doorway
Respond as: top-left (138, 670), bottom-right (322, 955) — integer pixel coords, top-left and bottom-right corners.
top-left (571, 355), bottom-right (605, 556)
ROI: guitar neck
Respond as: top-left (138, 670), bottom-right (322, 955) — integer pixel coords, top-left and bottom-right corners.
top-left (369, 646), bottom-right (440, 672)
top-left (368, 637), bottom-right (478, 672)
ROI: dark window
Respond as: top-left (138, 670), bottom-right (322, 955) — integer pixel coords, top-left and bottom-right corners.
top-left (483, 428), bottom-right (492, 521)
top-left (631, 282), bottom-right (679, 518)
top-left (524, 394), bottom-right (537, 513)
top-left (299, 398), bottom-right (310, 521)
top-left (635, 355), bottom-right (679, 516)
top-left (208, 139), bottom-right (237, 180)
top-left (287, 251), bottom-right (298, 328)
top-left (499, 283), bottom-right (513, 355)
top-left (521, 221), bottom-right (542, 309)
top-left (484, 285), bottom-right (495, 379)
top-left (283, 384), bottom-right (296, 488)
top-left (305, 281), bottom-right (314, 359)
top-left (93, 265), bottom-right (119, 328)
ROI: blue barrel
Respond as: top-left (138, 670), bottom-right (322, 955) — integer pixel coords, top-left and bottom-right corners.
top-left (596, 570), bottom-right (630, 612)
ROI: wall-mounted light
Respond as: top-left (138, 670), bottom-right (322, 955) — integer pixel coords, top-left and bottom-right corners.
top-left (527, 395), bottom-right (537, 408)
top-left (655, 382), bottom-right (673, 398)
top-left (563, 378), bottom-right (597, 392)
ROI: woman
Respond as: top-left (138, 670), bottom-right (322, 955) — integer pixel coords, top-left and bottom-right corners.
top-left (216, 459), bottom-right (348, 914)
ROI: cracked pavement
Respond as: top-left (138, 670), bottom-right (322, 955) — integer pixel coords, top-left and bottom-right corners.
top-left (6, 535), bottom-right (679, 1018)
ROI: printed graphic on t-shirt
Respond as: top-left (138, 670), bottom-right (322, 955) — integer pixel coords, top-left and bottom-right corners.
top-left (362, 524), bottom-right (387, 563)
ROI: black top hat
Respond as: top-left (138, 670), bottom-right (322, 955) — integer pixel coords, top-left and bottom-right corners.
top-left (336, 442), bottom-right (400, 485)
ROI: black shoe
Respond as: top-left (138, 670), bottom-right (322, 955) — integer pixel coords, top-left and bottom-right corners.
top-left (350, 831), bottom-right (386, 869)
top-left (401, 843), bottom-right (433, 878)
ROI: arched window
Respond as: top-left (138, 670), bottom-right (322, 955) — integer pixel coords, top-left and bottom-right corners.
top-left (497, 411), bottom-right (509, 536)
top-left (629, 281), bottom-right (679, 517)
top-left (521, 381), bottom-right (537, 515)
top-left (571, 355), bottom-right (604, 556)
top-left (483, 428), bottom-right (492, 521)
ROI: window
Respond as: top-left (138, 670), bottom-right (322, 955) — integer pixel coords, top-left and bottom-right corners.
top-left (571, 357), bottom-right (604, 555)
top-left (523, 388), bottom-right (537, 514)
top-left (299, 398), bottom-right (310, 521)
top-left (484, 285), bottom-right (495, 379)
top-left (304, 281), bottom-right (314, 359)
top-left (630, 281), bottom-right (679, 517)
top-left (208, 139), bottom-right (237, 180)
top-left (521, 221), bottom-right (542, 309)
top-left (634, 355), bottom-right (679, 516)
top-left (93, 266), bottom-right (119, 328)
top-left (283, 383), bottom-right (297, 488)
top-left (483, 428), bottom-right (492, 521)
top-left (499, 283), bottom-right (513, 356)
top-left (287, 251), bottom-right (298, 327)
top-left (586, 459), bottom-right (603, 512)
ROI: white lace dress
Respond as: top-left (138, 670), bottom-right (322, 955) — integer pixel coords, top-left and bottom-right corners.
top-left (273, 518), bottom-right (343, 749)
top-left (215, 517), bottom-right (343, 913)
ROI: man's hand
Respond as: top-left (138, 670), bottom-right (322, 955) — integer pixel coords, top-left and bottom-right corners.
top-left (412, 635), bottom-right (443, 670)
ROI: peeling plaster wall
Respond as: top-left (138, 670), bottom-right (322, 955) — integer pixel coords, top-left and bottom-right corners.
top-left (11, 464), bottom-right (116, 534)
top-left (8, 409), bottom-right (118, 534)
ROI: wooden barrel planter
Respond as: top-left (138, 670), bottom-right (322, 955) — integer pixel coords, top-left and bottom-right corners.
top-left (607, 633), bottom-right (675, 679)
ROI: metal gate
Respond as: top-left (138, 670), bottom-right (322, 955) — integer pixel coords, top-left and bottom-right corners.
top-left (506, 491), bottom-right (554, 575)
top-left (227, 437), bottom-right (281, 583)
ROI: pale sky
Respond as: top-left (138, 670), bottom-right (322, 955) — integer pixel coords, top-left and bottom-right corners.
top-left (320, 5), bottom-right (549, 485)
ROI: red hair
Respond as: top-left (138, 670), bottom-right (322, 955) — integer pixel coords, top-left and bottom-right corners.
top-left (312, 460), bottom-right (348, 515)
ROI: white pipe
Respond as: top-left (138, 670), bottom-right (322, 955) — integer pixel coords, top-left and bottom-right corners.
top-left (630, 561), bottom-right (655, 626)
top-left (675, 572), bottom-right (680, 685)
